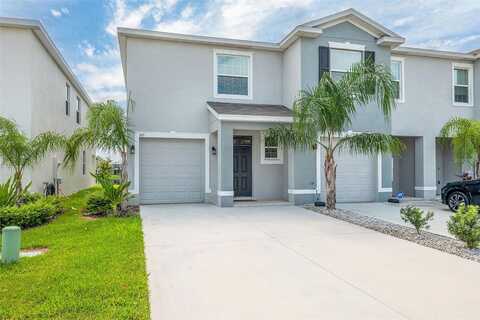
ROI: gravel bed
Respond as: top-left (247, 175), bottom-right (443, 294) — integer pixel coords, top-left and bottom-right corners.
top-left (305, 205), bottom-right (480, 263)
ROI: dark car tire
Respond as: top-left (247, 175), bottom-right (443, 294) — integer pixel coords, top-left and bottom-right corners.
top-left (447, 191), bottom-right (469, 212)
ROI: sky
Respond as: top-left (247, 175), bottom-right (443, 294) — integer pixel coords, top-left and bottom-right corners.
top-left (2, 0), bottom-right (480, 104)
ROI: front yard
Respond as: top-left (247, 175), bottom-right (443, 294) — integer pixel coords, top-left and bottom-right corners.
top-left (0, 187), bottom-right (150, 319)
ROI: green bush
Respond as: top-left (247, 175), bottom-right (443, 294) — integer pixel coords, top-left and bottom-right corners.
top-left (0, 196), bottom-right (64, 229)
top-left (85, 192), bottom-right (112, 216)
top-left (447, 205), bottom-right (480, 249)
top-left (0, 178), bottom-right (18, 207)
top-left (400, 206), bottom-right (434, 235)
top-left (91, 172), bottom-right (132, 215)
top-left (18, 192), bottom-right (42, 205)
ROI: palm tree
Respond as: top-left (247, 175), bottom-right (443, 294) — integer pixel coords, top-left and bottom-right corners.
top-left (439, 117), bottom-right (480, 178)
top-left (0, 116), bottom-right (66, 194)
top-left (267, 61), bottom-right (404, 209)
top-left (63, 100), bottom-right (131, 210)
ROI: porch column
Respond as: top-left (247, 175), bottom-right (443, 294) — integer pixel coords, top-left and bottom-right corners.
top-left (378, 153), bottom-right (393, 201)
top-left (287, 148), bottom-right (316, 205)
top-left (217, 123), bottom-right (234, 207)
top-left (415, 136), bottom-right (437, 198)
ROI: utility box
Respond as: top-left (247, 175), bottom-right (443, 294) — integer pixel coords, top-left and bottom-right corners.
top-left (1, 226), bottom-right (21, 264)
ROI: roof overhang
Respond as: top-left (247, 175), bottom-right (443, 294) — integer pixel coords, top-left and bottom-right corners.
top-left (206, 102), bottom-right (293, 123)
top-left (0, 17), bottom-right (93, 105)
top-left (392, 46), bottom-right (477, 61)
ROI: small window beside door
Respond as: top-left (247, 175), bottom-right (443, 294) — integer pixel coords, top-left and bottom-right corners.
top-left (261, 132), bottom-right (283, 164)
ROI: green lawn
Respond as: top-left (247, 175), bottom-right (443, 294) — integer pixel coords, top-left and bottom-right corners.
top-left (0, 187), bottom-right (150, 320)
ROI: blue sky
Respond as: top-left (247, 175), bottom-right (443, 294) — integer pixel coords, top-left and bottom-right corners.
top-left (2, 0), bottom-right (480, 104)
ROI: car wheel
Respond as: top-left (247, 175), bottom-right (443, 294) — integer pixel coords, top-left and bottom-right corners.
top-left (447, 191), bottom-right (469, 211)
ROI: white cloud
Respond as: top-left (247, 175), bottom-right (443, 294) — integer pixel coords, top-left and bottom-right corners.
top-left (50, 9), bottom-right (62, 17)
top-left (180, 4), bottom-right (194, 19)
top-left (51, 7), bottom-right (70, 17)
top-left (106, 0), bottom-right (178, 35)
top-left (75, 61), bottom-right (125, 102)
top-left (80, 41), bottom-right (96, 57)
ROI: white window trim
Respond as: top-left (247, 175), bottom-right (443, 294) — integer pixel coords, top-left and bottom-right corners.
top-left (131, 131), bottom-right (211, 195)
top-left (391, 56), bottom-right (405, 104)
top-left (452, 62), bottom-right (474, 107)
top-left (328, 41), bottom-right (365, 51)
top-left (66, 83), bottom-right (70, 116)
top-left (260, 132), bottom-right (283, 164)
top-left (213, 49), bottom-right (253, 100)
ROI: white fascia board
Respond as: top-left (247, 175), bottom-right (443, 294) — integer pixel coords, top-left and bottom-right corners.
top-left (118, 26), bottom-right (322, 53)
top-left (377, 36), bottom-right (405, 48)
top-left (0, 17), bottom-right (93, 105)
top-left (392, 46), bottom-right (476, 61)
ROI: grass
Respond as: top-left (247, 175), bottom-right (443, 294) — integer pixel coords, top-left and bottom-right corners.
top-left (0, 187), bottom-right (150, 320)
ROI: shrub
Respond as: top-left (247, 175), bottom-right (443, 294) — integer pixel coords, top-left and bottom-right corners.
top-left (447, 205), bottom-right (480, 249)
top-left (0, 178), bottom-right (18, 207)
top-left (0, 196), bottom-right (63, 229)
top-left (400, 206), bottom-right (434, 235)
top-left (18, 192), bottom-right (42, 205)
top-left (85, 192), bottom-right (112, 216)
top-left (91, 172), bottom-right (132, 215)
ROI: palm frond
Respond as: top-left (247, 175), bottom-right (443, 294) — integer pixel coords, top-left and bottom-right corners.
top-left (439, 117), bottom-right (480, 166)
top-left (341, 60), bottom-right (397, 118)
top-left (336, 132), bottom-right (405, 156)
top-left (27, 131), bottom-right (66, 166)
top-left (63, 127), bottom-right (95, 169)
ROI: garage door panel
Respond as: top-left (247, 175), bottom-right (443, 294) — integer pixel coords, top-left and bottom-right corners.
top-left (140, 138), bottom-right (205, 204)
top-left (321, 150), bottom-right (376, 203)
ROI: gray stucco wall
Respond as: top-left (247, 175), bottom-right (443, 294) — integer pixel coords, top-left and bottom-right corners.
top-left (0, 26), bottom-right (94, 194)
top-left (282, 38), bottom-right (302, 109)
top-left (126, 37), bottom-right (283, 134)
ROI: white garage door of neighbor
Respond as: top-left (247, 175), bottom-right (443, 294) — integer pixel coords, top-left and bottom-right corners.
top-left (140, 138), bottom-right (205, 204)
top-left (321, 151), bottom-right (376, 203)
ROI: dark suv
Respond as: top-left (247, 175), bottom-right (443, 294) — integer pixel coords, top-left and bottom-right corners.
top-left (441, 180), bottom-right (480, 211)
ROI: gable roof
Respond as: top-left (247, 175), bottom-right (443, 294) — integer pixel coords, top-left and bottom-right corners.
top-left (0, 17), bottom-right (93, 105)
top-left (301, 8), bottom-right (404, 47)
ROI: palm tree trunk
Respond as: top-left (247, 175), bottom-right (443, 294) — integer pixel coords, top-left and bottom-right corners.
top-left (13, 169), bottom-right (23, 195)
top-left (120, 150), bottom-right (128, 212)
top-left (324, 150), bottom-right (337, 209)
top-left (476, 154), bottom-right (480, 179)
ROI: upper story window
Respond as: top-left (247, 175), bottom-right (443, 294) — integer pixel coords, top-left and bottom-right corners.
top-left (391, 57), bottom-right (405, 103)
top-left (214, 49), bottom-right (252, 99)
top-left (261, 132), bottom-right (283, 164)
top-left (452, 63), bottom-right (473, 106)
top-left (76, 97), bottom-right (81, 124)
top-left (328, 42), bottom-right (364, 81)
top-left (65, 83), bottom-right (70, 116)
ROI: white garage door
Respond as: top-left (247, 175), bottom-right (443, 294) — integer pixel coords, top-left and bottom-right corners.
top-left (140, 138), bottom-right (205, 204)
top-left (321, 150), bottom-right (376, 203)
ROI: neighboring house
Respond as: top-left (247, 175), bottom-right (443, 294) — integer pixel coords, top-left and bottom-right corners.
top-left (118, 8), bottom-right (480, 206)
top-left (0, 17), bottom-right (95, 195)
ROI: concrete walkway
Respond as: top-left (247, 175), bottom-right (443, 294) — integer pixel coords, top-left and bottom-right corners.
top-left (338, 201), bottom-right (453, 237)
top-left (141, 204), bottom-right (480, 320)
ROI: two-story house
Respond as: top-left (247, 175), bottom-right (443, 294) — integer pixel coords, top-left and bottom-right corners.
top-left (118, 8), bottom-right (480, 206)
top-left (0, 18), bottom-right (95, 194)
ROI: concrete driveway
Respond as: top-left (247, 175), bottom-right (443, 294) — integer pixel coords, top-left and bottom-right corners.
top-left (141, 204), bottom-right (480, 320)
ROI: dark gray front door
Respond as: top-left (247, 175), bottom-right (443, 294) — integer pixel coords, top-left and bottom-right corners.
top-left (233, 136), bottom-right (252, 197)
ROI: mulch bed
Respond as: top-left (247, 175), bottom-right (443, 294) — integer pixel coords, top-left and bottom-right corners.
top-left (305, 205), bottom-right (480, 263)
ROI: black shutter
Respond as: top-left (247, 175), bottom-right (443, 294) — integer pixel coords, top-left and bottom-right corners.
top-left (318, 46), bottom-right (330, 81)
top-left (364, 51), bottom-right (375, 63)
top-left (364, 51), bottom-right (376, 94)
